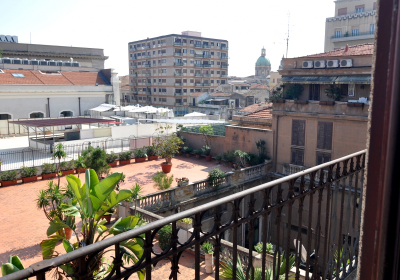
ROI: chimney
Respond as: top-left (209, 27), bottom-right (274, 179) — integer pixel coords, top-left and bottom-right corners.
top-left (345, 44), bottom-right (349, 52)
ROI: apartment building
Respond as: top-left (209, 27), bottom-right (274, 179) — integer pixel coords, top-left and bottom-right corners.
top-left (324, 0), bottom-right (377, 51)
top-left (128, 31), bottom-right (229, 116)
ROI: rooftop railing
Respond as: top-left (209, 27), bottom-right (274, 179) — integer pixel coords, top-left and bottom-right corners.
top-left (0, 151), bottom-right (365, 280)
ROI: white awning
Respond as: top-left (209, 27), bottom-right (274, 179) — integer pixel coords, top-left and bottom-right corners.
top-left (138, 119), bottom-right (226, 124)
top-left (90, 104), bottom-right (116, 112)
top-left (184, 112), bottom-right (207, 117)
top-left (195, 50), bottom-right (203, 55)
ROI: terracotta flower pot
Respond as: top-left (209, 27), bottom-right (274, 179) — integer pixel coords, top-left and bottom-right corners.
top-left (135, 158), bottom-right (146, 163)
top-left (205, 156), bottom-right (212, 161)
top-left (108, 162), bottom-right (117, 167)
top-left (22, 176), bottom-right (38, 183)
top-left (62, 170), bottom-right (75, 176)
top-left (148, 156), bottom-right (158, 161)
top-left (75, 168), bottom-right (86, 174)
top-left (186, 153), bottom-right (191, 157)
top-left (195, 154), bottom-right (200, 159)
top-left (1, 179), bottom-right (17, 187)
top-left (161, 163), bottom-right (172, 173)
top-left (42, 173), bottom-right (57, 180)
top-left (119, 160), bottom-right (131, 165)
top-left (103, 214), bottom-right (112, 224)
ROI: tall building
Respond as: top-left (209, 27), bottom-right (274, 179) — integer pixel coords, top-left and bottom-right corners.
top-left (324, 0), bottom-right (377, 51)
top-left (128, 31), bottom-right (229, 116)
top-left (255, 47), bottom-right (271, 77)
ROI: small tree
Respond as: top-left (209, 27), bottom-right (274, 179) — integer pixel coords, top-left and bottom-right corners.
top-left (152, 172), bottom-right (174, 190)
top-left (127, 183), bottom-right (144, 215)
top-left (53, 143), bottom-right (67, 186)
top-left (199, 125), bottom-right (213, 147)
top-left (154, 125), bottom-right (183, 164)
top-left (81, 146), bottom-right (110, 177)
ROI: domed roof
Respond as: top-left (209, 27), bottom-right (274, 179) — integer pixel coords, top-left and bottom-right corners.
top-left (256, 56), bottom-right (271, 66)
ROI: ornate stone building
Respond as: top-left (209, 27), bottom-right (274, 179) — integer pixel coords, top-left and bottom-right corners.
top-left (255, 47), bottom-right (271, 77)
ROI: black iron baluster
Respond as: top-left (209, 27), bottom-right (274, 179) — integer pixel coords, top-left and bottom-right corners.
top-left (114, 243), bottom-right (122, 276)
top-left (305, 171), bottom-right (315, 280)
top-left (322, 164), bottom-right (333, 279)
top-left (274, 184), bottom-right (283, 280)
top-left (246, 219), bottom-right (254, 280)
top-left (215, 206), bottom-right (222, 280)
top-left (286, 179), bottom-right (295, 280)
top-left (295, 175), bottom-right (305, 280)
top-left (194, 212), bottom-right (201, 280)
top-left (232, 199), bottom-right (240, 280)
top-left (36, 272), bottom-right (45, 280)
top-left (170, 221), bottom-right (179, 280)
top-left (336, 163), bottom-right (347, 278)
top-left (145, 230), bottom-right (152, 280)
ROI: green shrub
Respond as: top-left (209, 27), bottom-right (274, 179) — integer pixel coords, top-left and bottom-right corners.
top-left (134, 148), bottom-right (147, 158)
top-left (59, 161), bottom-right (74, 171)
top-left (183, 146), bottom-right (192, 154)
top-left (179, 218), bottom-right (192, 224)
top-left (223, 150), bottom-right (235, 163)
top-left (158, 225), bottom-right (172, 251)
top-left (119, 151), bottom-right (133, 161)
top-left (20, 166), bottom-right (38, 178)
top-left (152, 172), bottom-right (174, 191)
top-left (216, 154), bottom-right (222, 160)
top-left (201, 241), bottom-right (213, 254)
top-left (193, 149), bottom-right (201, 155)
top-left (146, 145), bottom-right (157, 156)
top-left (285, 84), bottom-right (304, 100)
top-left (254, 242), bottom-right (274, 255)
top-left (208, 168), bottom-right (226, 189)
top-left (81, 146), bottom-right (110, 177)
top-left (41, 163), bottom-right (56, 175)
top-left (106, 152), bottom-right (118, 163)
top-left (202, 145), bottom-right (211, 156)
top-left (0, 170), bottom-right (18, 181)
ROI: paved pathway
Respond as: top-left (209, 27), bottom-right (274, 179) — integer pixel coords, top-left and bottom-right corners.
top-left (0, 156), bottom-right (230, 276)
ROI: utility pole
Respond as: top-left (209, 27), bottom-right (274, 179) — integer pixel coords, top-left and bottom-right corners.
top-left (286, 13), bottom-right (290, 58)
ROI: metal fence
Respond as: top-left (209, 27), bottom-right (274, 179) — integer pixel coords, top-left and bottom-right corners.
top-left (181, 123), bottom-right (228, 136)
top-left (0, 150), bottom-right (366, 280)
top-left (0, 136), bottom-right (153, 172)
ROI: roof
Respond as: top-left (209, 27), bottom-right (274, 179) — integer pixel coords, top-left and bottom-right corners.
top-left (240, 102), bottom-right (272, 113)
top-left (244, 108), bottom-right (273, 119)
top-left (8, 117), bottom-right (113, 127)
top-left (190, 92), bottom-right (206, 97)
top-left (256, 56), bottom-right (271, 66)
top-left (210, 92), bottom-right (232, 97)
top-left (304, 44), bottom-right (374, 58)
top-left (250, 84), bottom-right (269, 90)
top-left (0, 70), bottom-right (108, 85)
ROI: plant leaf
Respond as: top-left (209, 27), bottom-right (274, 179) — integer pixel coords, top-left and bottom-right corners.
top-left (62, 240), bottom-right (74, 253)
top-left (9, 255), bottom-right (24, 271)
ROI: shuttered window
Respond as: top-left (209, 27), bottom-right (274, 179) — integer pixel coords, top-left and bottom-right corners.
top-left (291, 149), bottom-right (304, 166)
top-left (292, 120), bottom-right (305, 146)
top-left (316, 153), bottom-right (331, 165)
top-left (309, 84), bottom-right (320, 101)
top-left (317, 122), bottom-right (333, 150)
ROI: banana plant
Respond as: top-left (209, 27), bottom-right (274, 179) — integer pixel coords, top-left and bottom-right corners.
top-left (1, 255), bottom-right (26, 279)
top-left (40, 169), bottom-right (146, 280)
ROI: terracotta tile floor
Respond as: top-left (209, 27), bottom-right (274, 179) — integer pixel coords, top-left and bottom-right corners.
top-left (0, 155), bottom-right (230, 278)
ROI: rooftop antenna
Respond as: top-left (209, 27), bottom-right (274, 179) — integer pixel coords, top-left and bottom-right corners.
top-left (30, 32), bottom-right (31, 44)
top-left (286, 13), bottom-right (290, 58)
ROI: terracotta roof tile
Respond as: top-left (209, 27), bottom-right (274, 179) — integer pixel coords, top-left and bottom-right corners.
top-left (303, 44), bottom-right (374, 58)
top-left (210, 92), bottom-right (231, 97)
top-left (190, 92), bottom-right (206, 97)
top-left (245, 108), bottom-right (273, 119)
top-left (240, 102), bottom-right (272, 113)
top-left (250, 83), bottom-right (269, 89)
top-left (0, 70), bottom-right (108, 85)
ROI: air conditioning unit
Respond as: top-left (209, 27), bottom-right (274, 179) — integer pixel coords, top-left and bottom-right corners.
top-left (340, 59), bottom-right (353, 67)
top-left (302, 61), bottom-right (313, 68)
top-left (314, 60), bottom-right (326, 68)
top-left (327, 60), bottom-right (339, 68)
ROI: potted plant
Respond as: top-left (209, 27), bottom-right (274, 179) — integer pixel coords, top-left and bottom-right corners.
top-left (81, 146), bottom-right (110, 178)
top-left (193, 149), bottom-right (201, 159)
top-left (201, 241), bottom-right (214, 274)
top-left (40, 170), bottom-right (146, 279)
top-left (20, 166), bottom-right (38, 183)
top-left (268, 91), bottom-right (285, 103)
top-left (53, 143), bottom-right (67, 186)
top-left (36, 181), bottom-right (75, 239)
top-left (154, 125), bottom-right (183, 173)
top-left (1, 255), bottom-right (26, 277)
top-left (158, 224), bottom-right (172, 251)
top-left (134, 148), bottom-right (147, 163)
top-left (285, 84), bottom-right (304, 100)
top-left (207, 168), bottom-right (226, 189)
top-left (41, 163), bottom-right (57, 180)
top-left (106, 152), bottom-right (118, 167)
top-left (146, 145), bottom-right (158, 161)
top-left (119, 151), bottom-right (133, 165)
top-left (234, 150), bottom-right (248, 168)
top-left (202, 145), bottom-right (212, 161)
top-left (74, 156), bottom-right (86, 177)
top-left (0, 170), bottom-right (18, 187)
top-left (176, 177), bottom-right (189, 187)
top-left (320, 100), bottom-right (335, 106)
top-left (216, 154), bottom-right (222, 164)
top-left (183, 146), bottom-right (192, 157)
top-left (102, 206), bottom-right (116, 225)
top-left (254, 242), bottom-right (275, 266)
top-left (123, 183), bottom-right (144, 216)
top-left (152, 171), bottom-right (174, 190)
top-left (60, 161), bottom-right (75, 176)
top-left (223, 150), bottom-right (235, 167)
top-left (177, 217), bottom-right (193, 230)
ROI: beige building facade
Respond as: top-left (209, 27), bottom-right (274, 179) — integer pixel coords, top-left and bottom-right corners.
top-left (324, 0), bottom-right (377, 51)
top-left (128, 32), bottom-right (229, 116)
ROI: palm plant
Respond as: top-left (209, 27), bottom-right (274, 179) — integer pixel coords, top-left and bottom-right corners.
top-left (40, 170), bottom-right (146, 280)
top-left (75, 155), bottom-right (86, 178)
top-left (127, 183), bottom-right (144, 215)
top-left (53, 143), bottom-right (67, 186)
top-left (1, 256), bottom-right (25, 278)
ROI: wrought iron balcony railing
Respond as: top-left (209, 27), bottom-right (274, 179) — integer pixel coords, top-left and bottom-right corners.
top-left (195, 73), bottom-right (203, 77)
top-left (174, 72), bottom-right (183, 76)
top-left (1, 151), bottom-right (365, 280)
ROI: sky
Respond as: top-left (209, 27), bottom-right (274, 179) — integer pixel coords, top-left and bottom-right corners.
top-left (1, 0), bottom-right (334, 77)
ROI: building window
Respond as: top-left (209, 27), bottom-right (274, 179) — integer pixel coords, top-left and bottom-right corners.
top-left (370, 24), bottom-right (375, 34)
top-left (335, 30), bottom-right (342, 38)
top-left (338, 8), bottom-right (347, 16)
top-left (12, 73), bottom-right (25, 78)
top-left (190, 50), bottom-right (194, 54)
top-left (355, 5), bottom-right (365, 13)
top-left (0, 114), bottom-right (11, 120)
top-left (352, 29), bottom-right (359, 36)
top-left (309, 84), bottom-right (320, 101)
top-left (348, 84), bottom-right (355, 96)
top-left (291, 149), bottom-right (304, 166)
top-left (341, 84), bottom-right (348, 95)
top-left (316, 153), bottom-right (331, 165)
top-left (30, 112), bottom-right (44, 118)
top-left (190, 89), bottom-right (194, 93)
top-left (292, 120), bottom-right (305, 146)
top-left (317, 122), bottom-right (333, 150)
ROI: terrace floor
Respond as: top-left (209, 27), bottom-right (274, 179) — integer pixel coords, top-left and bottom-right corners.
top-left (0, 156), bottom-right (231, 275)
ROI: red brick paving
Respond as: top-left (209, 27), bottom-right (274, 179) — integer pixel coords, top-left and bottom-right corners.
top-left (0, 155), bottom-right (230, 278)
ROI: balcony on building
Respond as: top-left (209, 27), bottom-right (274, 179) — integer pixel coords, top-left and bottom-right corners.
top-left (174, 62), bottom-right (184, 66)
top-left (144, 63), bottom-right (151, 67)
top-left (194, 43), bottom-right (202, 48)
top-left (195, 82), bottom-right (204, 87)
top-left (203, 63), bottom-right (211, 68)
top-left (194, 64), bottom-right (202, 67)
top-left (174, 40), bottom-right (183, 46)
top-left (174, 82), bottom-right (183, 86)
top-left (194, 53), bottom-right (203, 58)
top-left (331, 31), bottom-right (375, 42)
top-left (195, 72), bottom-right (203, 77)
top-left (221, 64), bottom-right (229, 68)
top-left (174, 71), bottom-right (183, 76)
top-left (221, 44), bottom-right (229, 50)
top-left (203, 54), bottom-right (211, 58)
top-left (174, 51), bottom-right (183, 56)
top-left (143, 54), bottom-right (151, 58)
top-left (145, 73), bottom-right (151, 77)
